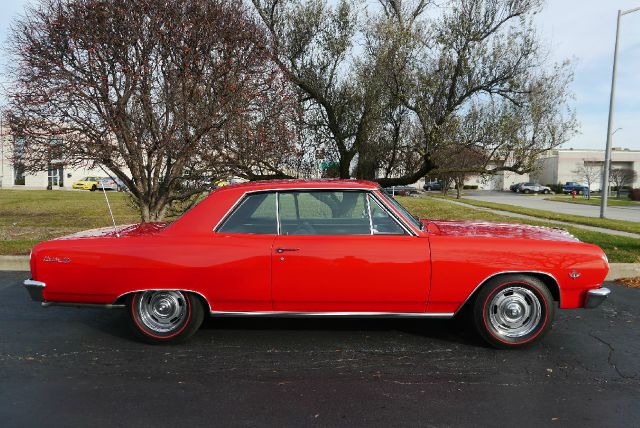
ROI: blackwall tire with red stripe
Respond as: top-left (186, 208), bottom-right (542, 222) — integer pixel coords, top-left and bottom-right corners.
top-left (473, 274), bottom-right (555, 349)
top-left (126, 291), bottom-right (204, 344)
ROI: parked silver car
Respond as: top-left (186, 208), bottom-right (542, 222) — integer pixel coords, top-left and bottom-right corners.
top-left (518, 182), bottom-right (552, 194)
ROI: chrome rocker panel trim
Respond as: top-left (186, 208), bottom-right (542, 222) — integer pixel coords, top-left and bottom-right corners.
top-left (23, 279), bottom-right (46, 302)
top-left (41, 302), bottom-right (125, 309)
top-left (210, 311), bottom-right (454, 318)
top-left (584, 287), bottom-right (611, 309)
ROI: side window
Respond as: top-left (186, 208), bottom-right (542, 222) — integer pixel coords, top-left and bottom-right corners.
top-left (279, 191), bottom-right (370, 235)
top-left (217, 193), bottom-right (277, 234)
top-left (368, 195), bottom-right (406, 235)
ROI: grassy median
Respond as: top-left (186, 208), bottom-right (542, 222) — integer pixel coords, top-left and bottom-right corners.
top-left (436, 196), bottom-right (640, 235)
top-left (545, 195), bottom-right (639, 207)
top-left (0, 189), bottom-right (638, 262)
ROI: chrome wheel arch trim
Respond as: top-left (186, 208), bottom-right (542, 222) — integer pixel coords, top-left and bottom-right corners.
top-left (113, 289), bottom-right (212, 312)
top-left (453, 270), bottom-right (560, 316)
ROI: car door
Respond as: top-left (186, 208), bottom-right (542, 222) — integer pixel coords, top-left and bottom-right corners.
top-left (208, 192), bottom-right (278, 311)
top-left (271, 190), bottom-right (430, 313)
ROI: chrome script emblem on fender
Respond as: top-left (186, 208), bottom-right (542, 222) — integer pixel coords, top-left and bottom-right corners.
top-left (568, 270), bottom-right (581, 279)
top-left (43, 256), bottom-right (71, 264)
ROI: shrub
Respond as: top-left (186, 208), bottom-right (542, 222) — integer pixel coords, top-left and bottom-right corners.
top-left (547, 183), bottom-right (564, 194)
top-left (463, 185), bottom-right (478, 189)
top-left (629, 189), bottom-right (640, 201)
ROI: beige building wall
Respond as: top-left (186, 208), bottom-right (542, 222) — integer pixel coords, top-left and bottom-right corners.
top-left (0, 132), bottom-right (119, 190)
top-left (539, 148), bottom-right (640, 190)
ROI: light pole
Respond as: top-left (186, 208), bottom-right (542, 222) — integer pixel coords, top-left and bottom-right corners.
top-left (601, 6), bottom-right (640, 218)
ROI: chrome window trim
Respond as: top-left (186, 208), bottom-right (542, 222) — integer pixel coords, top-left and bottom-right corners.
top-left (275, 192), bottom-right (281, 235)
top-left (213, 187), bottom-right (373, 233)
top-left (210, 310), bottom-right (454, 318)
top-left (214, 191), bottom-right (279, 235)
top-left (367, 193), bottom-right (411, 236)
top-left (366, 194), bottom-right (374, 235)
top-left (213, 187), bottom-right (417, 237)
top-left (453, 270), bottom-right (561, 315)
top-left (374, 190), bottom-right (423, 233)
top-left (369, 191), bottom-right (417, 236)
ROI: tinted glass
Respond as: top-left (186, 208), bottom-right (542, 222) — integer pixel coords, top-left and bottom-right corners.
top-left (279, 191), bottom-right (370, 235)
top-left (217, 193), bottom-right (277, 234)
top-left (368, 196), bottom-right (405, 235)
top-left (379, 190), bottom-right (423, 230)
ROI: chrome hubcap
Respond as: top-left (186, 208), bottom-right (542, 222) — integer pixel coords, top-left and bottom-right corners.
top-left (137, 291), bottom-right (187, 333)
top-left (488, 287), bottom-right (542, 338)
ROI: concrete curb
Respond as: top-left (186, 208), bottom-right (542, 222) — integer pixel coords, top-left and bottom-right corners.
top-left (1, 255), bottom-right (638, 280)
top-left (0, 256), bottom-right (30, 271)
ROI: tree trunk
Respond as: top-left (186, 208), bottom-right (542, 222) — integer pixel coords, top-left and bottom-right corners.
top-left (354, 154), bottom-right (377, 180)
top-left (139, 201), bottom-right (169, 222)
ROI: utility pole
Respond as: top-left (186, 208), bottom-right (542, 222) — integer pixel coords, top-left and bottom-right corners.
top-left (601, 6), bottom-right (640, 218)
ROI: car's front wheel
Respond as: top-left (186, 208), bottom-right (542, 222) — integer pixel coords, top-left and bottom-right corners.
top-left (472, 274), bottom-right (555, 349)
top-left (126, 290), bottom-right (204, 344)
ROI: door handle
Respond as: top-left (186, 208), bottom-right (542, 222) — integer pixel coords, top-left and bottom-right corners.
top-left (276, 247), bottom-right (299, 253)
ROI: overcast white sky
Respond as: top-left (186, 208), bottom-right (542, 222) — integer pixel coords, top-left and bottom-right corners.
top-left (0, 0), bottom-right (638, 150)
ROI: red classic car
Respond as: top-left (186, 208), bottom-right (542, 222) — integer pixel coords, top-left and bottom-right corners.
top-left (23, 179), bottom-right (610, 348)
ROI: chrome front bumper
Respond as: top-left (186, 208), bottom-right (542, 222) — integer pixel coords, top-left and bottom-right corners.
top-left (23, 279), bottom-right (46, 302)
top-left (584, 287), bottom-right (611, 309)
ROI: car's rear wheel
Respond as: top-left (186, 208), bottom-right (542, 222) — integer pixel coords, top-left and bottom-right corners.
top-left (90, 184), bottom-right (97, 191)
top-left (543, 189), bottom-right (550, 194)
top-left (472, 274), bottom-right (555, 349)
top-left (523, 189), bottom-right (531, 194)
top-left (126, 290), bottom-right (204, 344)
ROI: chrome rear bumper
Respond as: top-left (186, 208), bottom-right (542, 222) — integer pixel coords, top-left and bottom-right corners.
top-left (584, 287), bottom-right (611, 309)
top-left (23, 279), bottom-right (46, 302)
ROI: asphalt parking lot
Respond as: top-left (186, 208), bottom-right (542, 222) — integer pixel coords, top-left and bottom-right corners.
top-left (1, 271), bottom-right (639, 427)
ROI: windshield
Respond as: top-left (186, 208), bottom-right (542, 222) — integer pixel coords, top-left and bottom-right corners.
top-left (379, 190), bottom-right (424, 231)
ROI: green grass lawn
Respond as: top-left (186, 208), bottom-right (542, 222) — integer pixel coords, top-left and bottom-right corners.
top-left (546, 195), bottom-right (639, 207)
top-left (0, 189), bottom-right (638, 263)
top-left (437, 196), bottom-right (640, 235)
top-left (0, 189), bottom-right (142, 255)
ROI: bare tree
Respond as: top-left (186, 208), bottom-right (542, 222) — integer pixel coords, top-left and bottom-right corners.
top-left (572, 160), bottom-right (601, 199)
top-left (5, 0), bottom-right (301, 221)
top-left (251, 0), bottom-right (578, 186)
top-left (609, 168), bottom-right (637, 198)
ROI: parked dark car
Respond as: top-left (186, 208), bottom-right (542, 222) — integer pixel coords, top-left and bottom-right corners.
top-left (562, 182), bottom-right (590, 195)
top-left (510, 182), bottom-right (525, 192)
top-left (384, 185), bottom-right (420, 196)
top-left (423, 181), bottom-right (442, 191)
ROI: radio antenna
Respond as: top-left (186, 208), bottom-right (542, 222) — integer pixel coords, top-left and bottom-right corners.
top-left (98, 166), bottom-right (120, 238)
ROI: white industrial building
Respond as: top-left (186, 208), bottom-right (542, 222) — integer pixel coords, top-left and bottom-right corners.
top-left (536, 148), bottom-right (640, 191)
top-left (417, 148), bottom-right (640, 191)
top-left (0, 131), bottom-right (106, 189)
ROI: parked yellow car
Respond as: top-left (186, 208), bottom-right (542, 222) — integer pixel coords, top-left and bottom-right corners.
top-left (72, 176), bottom-right (107, 191)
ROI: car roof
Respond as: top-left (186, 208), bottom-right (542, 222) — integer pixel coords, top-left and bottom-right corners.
top-left (219, 179), bottom-right (380, 192)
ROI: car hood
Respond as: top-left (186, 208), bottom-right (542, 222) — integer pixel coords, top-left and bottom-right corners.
top-left (54, 222), bottom-right (169, 240)
top-left (423, 219), bottom-right (579, 242)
